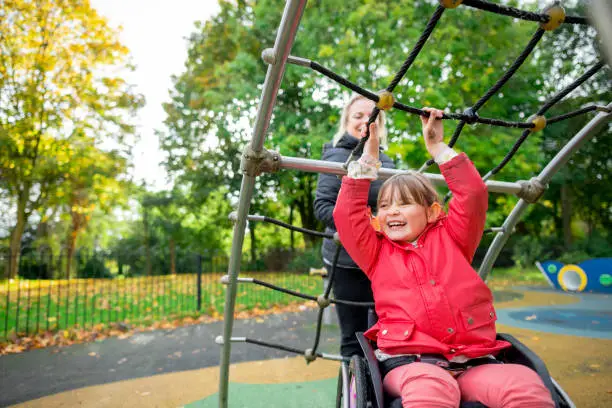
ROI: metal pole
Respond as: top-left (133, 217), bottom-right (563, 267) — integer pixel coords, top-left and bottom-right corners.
top-left (479, 103), bottom-right (611, 279)
top-left (279, 156), bottom-right (523, 195)
top-left (217, 1), bottom-right (307, 407)
top-left (196, 254), bottom-right (202, 312)
top-left (588, 0), bottom-right (612, 66)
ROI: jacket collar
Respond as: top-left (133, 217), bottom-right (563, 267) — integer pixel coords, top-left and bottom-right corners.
top-left (334, 132), bottom-right (359, 150)
top-left (328, 132), bottom-right (387, 153)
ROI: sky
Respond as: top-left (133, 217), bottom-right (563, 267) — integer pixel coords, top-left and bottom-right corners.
top-left (90, 0), bottom-right (221, 191)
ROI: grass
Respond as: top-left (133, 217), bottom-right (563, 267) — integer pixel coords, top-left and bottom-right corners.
top-left (0, 272), bottom-right (322, 340)
top-left (0, 266), bottom-right (549, 340)
top-left (486, 265), bottom-right (549, 288)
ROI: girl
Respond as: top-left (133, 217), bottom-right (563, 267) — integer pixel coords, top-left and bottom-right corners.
top-left (333, 108), bottom-right (554, 408)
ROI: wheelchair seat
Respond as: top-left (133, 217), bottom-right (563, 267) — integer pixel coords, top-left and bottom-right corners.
top-left (354, 331), bottom-right (572, 408)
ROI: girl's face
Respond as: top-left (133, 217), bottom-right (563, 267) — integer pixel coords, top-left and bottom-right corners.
top-left (377, 189), bottom-right (437, 243)
top-left (346, 99), bottom-right (375, 138)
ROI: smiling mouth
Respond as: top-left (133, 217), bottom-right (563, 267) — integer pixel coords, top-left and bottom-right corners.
top-left (387, 221), bottom-right (406, 230)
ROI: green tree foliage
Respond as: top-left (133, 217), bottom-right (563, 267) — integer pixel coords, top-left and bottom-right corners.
top-left (0, 0), bottom-right (144, 277)
top-left (158, 0), bottom-right (607, 266)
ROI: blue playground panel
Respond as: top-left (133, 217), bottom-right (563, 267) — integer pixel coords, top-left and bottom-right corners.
top-left (536, 258), bottom-right (612, 294)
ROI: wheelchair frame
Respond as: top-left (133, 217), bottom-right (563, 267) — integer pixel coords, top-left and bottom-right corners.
top-left (335, 331), bottom-right (576, 408)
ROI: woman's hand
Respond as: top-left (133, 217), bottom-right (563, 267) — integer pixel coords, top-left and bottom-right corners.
top-left (362, 122), bottom-right (379, 161)
top-left (420, 107), bottom-right (446, 158)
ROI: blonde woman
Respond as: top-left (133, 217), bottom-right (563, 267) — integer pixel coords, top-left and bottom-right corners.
top-left (314, 94), bottom-right (395, 357)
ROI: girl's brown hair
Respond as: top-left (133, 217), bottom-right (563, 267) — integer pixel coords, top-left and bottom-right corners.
top-left (377, 172), bottom-right (440, 208)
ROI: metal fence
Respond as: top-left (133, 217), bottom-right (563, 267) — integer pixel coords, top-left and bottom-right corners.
top-left (0, 247), bottom-right (323, 341)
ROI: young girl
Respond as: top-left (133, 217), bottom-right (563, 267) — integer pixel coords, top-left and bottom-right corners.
top-left (333, 108), bottom-right (554, 408)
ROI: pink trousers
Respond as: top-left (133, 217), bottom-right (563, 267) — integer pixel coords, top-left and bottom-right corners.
top-left (383, 362), bottom-right (555, 408)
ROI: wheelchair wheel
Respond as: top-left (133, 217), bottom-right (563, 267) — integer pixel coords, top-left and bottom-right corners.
top-left (349, 355), bottom-right (369, 408)
top-left (336, 356), bottom-right (370, 408)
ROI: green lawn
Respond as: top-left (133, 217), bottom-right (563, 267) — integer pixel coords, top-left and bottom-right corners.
top-left (0, 267), bottom-right (549, 341)
top-left (0, 272), bottom-right (322, 340)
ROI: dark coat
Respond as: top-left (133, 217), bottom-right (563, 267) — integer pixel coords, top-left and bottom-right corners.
top-left (314, 132), bottom-right (395, 269)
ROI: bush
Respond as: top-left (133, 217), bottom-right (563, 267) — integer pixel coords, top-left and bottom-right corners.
top-left (511, 235), bottom-right (562, 270)
top-left (286, 247), bottom-right (321, 273)
top-left (510, 232), bottom-right (611, 268)
top-left (77, 256), bottom-right (112, 278)
top-left (18, 255), bottom-right (52, 279)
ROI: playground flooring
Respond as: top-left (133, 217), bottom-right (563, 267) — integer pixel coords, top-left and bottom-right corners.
top-left (3, 288), bottom-right (612, 408)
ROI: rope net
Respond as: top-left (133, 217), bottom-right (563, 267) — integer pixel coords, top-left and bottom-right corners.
top-left (221, 0), bottom-right (609, 365)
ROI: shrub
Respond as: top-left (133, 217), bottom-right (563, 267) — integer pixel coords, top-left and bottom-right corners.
top-left (286, 247), bottom-right (321, 273)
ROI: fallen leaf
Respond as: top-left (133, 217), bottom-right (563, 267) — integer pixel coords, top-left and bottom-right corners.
top-left (88, 352), bottom-right (97, 357)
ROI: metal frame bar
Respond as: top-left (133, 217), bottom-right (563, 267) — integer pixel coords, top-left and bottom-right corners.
top-left (478, 103), bottom-right (611, 279)
top-left (217, 1), bottom-right (308, 407)
top-left (279, 156), bottom-right (523, 195)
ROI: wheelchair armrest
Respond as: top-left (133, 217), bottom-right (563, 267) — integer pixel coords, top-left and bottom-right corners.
top-left (497, 333), bottom-right (561, 408)
top-left (356, 332), bottom-right (385, 408)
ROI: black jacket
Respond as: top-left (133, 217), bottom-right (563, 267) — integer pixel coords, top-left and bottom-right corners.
top-left (314, 133), bottom-right (395, 269)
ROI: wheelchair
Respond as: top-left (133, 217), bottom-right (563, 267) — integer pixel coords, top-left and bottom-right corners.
top-left (336, 311), bottom-right (575, 408)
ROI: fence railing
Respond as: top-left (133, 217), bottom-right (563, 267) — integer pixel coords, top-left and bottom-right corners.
top-left (0, 248), bottom-right (323, 341)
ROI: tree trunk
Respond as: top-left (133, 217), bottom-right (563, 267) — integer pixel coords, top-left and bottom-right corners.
top-left (561, 183), bottom-right (573, 248)
top-left (289, 204), bottom-right (295, 252)
top-left (65, 221), bottom-right (79, 279)
top-left (8, 190), bottom-right (29, 279)
top-left (169, 238), bottom-right (176, 275)
top-left (143, 209), bottom-right (152, 276)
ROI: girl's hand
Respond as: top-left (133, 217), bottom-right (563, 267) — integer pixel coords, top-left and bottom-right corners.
top-left (362, 122), bottom-right (379, 161)
top-left (420, 107), bottom-right (446, 158)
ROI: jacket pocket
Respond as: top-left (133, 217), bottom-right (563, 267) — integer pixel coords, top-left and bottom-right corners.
top-left (376, 320), bottom-right (415, 345)
top-left (460, 301), bottom-right (497, 331)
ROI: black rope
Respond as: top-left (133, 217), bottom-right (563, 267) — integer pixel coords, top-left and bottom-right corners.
top-left (473, 28), bottom-right (545, 112)
top-left (547, 105), bottom-right (599, 124)
top-left (310, 307), bottom-right (326, 356)
top-left (537, 61), bottom-right (605, 115)
top-left (310, 61), bottom-right (380, 102)
top-left (323, 246), bottom-right (341, 299)
top-left (487, 62), bottom-right (605, 177)
top-left (462, 0), bottom-right (589, 25)
top-left (386, 6), bottom-right (445, 92)
top-left (463, 0), bottom-right (546, 22)
top-left (564, 15), bottom-right (589, 25)
top-left (423, 28), bottom-right (545, 169)
top-left (261, 215), bottom-right (334, 239)
top-left (344, 6), bottom-right (446, 167)
top-left (251, 279), bottom-right (318, 301)
top-left (244, 338), bottom-right (325, 357)
top-left (248, 278), bottom-right (374, 307)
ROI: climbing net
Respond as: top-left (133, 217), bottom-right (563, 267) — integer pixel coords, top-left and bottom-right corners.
top-left (217, 1), bottom-right (611, 406)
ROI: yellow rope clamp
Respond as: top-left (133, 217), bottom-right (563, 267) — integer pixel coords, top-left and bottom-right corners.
top-left (376, 91), bottom-right (395, 111)
top-left (528, 115), bottom-right (547, 132)
top-left (540, 4), bottom-right (565, 31)
top-left (440, 0), bottom-right (463, 9)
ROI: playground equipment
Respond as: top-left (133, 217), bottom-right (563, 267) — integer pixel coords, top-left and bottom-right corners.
top-left (214, 1), bottom-right (611, 407)
top-left (536, 258), bottom-right (612, 293)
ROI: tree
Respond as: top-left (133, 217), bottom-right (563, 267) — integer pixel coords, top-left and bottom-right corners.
top-left (0, 0), bottom-right (143, 277)
top-left (160, 0), bottom-right (606, 265)
top-left (59, 137), bottom-right (131, 277)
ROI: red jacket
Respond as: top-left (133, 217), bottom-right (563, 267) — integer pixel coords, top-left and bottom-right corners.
top-left (333, 153), bottom-right (511, 360)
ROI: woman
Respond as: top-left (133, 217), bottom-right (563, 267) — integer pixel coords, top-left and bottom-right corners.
top-left (314, 94), bottom-right (396, 357)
